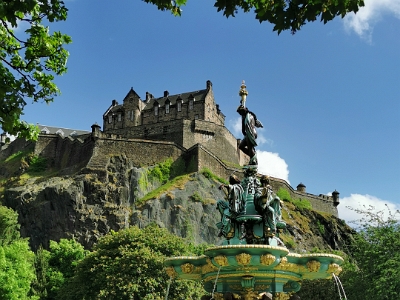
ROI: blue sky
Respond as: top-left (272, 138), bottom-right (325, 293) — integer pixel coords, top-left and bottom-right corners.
top-left (16, 0), bottom-right (400, 223)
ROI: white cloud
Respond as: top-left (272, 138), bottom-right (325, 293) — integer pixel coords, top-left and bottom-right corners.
top-left (230, 117), bottom-right (242, 136)
top-left (343, 0), bottom-right (400, 42)
top-left (257, 150), bottom-right (290, 183)
top-left (338, 194), bottom-right (400, 225)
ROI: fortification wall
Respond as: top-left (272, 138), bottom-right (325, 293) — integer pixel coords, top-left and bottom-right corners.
top-left (33, 134), bottom-right (95, 173)
top-left (103, 119), bottom-right (246, 166)
top-left (87, 138), bottom-right (186, 169)
top-left (103, 119), bottom-right (185, 148)
top-left (183, 120), bottom-right (243, 165)
top-left (0, 138), bottom-right (34, 161)
top-left (268, 177), bottom-right (338, 217)
top-left (187, 144), bottom-right (239, 180)
top-left (1, 133), bottom-right (338, 216)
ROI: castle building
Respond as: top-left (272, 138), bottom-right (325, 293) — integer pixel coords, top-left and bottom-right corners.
top-left (102, 80), bottom-right (247, 166)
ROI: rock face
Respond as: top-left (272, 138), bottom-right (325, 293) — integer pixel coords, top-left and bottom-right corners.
top-left (3, 155), bottom-right (354, 251)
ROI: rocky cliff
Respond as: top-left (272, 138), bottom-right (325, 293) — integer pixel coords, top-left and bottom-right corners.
top-left (1, 153), bottom-right (354, 252)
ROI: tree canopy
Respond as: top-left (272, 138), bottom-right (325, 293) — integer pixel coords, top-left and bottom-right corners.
top-left (0, 206), bottom-right (36, 299)
top-left (58, 224), bottom-right (206, 300)
top-left (0, 0), bottom-right (71, 140)
top-left (144, 0), bottom-right (365, 34)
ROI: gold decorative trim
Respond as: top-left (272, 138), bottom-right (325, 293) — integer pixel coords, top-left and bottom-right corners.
top-left (241, 290), bottom-right (259, 300)
top-left (237, 266), bottom-right (258, 272)
top-left (214, 255), bottom-right (229, 267)
top-left (306, 260), bottom-right (321, 272)
top-left (327, 263), bottom-right (342, 275)
top-left (203, 272), bottom-right (299, 282)
top-left (165, 266), bottom-right (177, 278)
top-left (164, 255), bottom-right (207, 261)
top-left (206, 244), bottom-right (289, 253)
top-left (181, 263), bottom-right (194, 274)
top-left (202, 258), bottom-right (219, 274)
top-left (213, 293), bottom-right (224, 300)
top-left (260, 253), bottom-right (276, 266)
top-left (236, 253), bottom-right (252, 265)
top-left (273, 292), bottom-right (291, 300)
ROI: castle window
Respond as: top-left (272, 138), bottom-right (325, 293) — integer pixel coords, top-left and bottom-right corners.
top-left (41, 127), bottom-right (50, 134)
top-left (108, 115), bottom-right (112, 124)
top-left (177, 101), bottom-right (182, 112)
top-left (195, 114), bottom-right (199, 119)
top-left (189, 99), bottom-right (194, 110)
top-left (118, 113), bottom-right (122, 122)
top-left (154, 106), bottom-right (159, 116)
top-left (165, 103), bottom-right (170, 114)
top-left (131, 110), bottom-right (134, 120)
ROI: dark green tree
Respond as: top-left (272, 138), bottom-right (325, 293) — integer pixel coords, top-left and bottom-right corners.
top-left (0, 205), bottom-right (20, 245)
top-left (31, 239), bottom-right (87, 300)
top-left (144, 0), bottom-right (365, 33)
top-left (0, 206), bottom-right (36, 299)
top-left (0, 0), bottom-right (71, 140)
top-left (59, 224), bottom-right (206, 300)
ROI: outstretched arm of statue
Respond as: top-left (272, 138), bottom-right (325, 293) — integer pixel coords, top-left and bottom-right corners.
top-left (219, 184), bottom-right (229, 197)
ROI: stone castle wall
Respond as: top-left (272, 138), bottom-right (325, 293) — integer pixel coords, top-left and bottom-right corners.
top-left (103, 119), bottom-right (247, 166)
top-left (268, 178), bottom-right (338, 217)
top-left (1, 133), bottom-right (338, 216)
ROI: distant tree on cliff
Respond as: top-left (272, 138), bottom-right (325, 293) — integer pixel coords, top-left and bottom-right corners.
top-left (58, 224), bottom-right (206, 300)
top-left (0, 0), bottom-right (71, 140)
top-left (144, 0), bottom-right (365, 34)
top-left (0, 206), bottom-right (36, 299)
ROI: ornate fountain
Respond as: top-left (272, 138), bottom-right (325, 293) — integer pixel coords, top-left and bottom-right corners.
top-left (164, 82), bottom-right (343, 300)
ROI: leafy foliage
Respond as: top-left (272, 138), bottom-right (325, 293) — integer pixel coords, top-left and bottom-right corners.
top-left (276, 187), bottom-right (312, 210)
top-left (201, 168), bottom-right (228, 184)
top-left (0, 206), bottom-right (36, 299)
top-left (31, 239), bottom-right (87, 299)
top-left (0, 240), bottom-right (37, 300)
top-left (0, 0), bottom-right (71, 140)
top-left (137, 173), bottom-right (191, 205)
top-left (59, 224), bottom-right (206, 300)
top-left (298, 205), bottom-right (400, 300)
top-left (0, 205), bottom-right (20, 246)
top-left (148, 157), bottom-right (173, 184)
top-left (144, 0), bottom-right (365, 34)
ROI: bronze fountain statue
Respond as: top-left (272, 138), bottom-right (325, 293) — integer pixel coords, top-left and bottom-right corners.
top-left (165, 81), bottom-right (343, 300)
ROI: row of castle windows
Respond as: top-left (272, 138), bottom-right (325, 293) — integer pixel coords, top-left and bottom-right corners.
top-left (107, 98), bottom-right (196, 122)
top-left (154, 99), bottom-right (193, 116)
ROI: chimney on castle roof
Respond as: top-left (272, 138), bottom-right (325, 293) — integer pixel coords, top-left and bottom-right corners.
top-left (112, 100), bottom-right (118, 106)
top-left (146, 92), bottom-right (152, 102)
top-left (164, 90), bottom-right (169, 97)
top-left (207, 80), bottom-right (212, 89)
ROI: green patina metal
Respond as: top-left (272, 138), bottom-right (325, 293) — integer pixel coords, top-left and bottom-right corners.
top-left (164, 82), bottom-right (344, 300)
